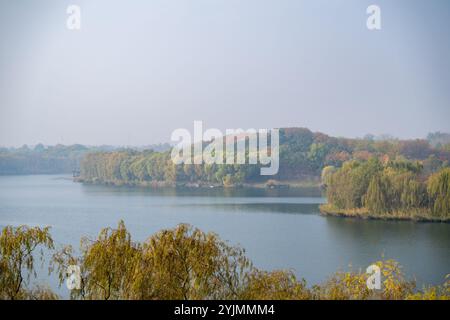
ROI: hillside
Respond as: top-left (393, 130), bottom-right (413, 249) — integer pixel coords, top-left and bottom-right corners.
top-left (78, 128), bottom-right (450, 187)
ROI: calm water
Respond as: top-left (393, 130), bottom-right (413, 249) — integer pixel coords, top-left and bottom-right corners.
top-left (0, 175), bottom-right (449, 297)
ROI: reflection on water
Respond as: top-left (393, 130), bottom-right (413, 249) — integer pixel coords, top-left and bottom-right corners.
top-left (0, 175), bottom-right (449, 298)
top-left (80, 183), bottom-right (324, 198)
top-left (177, 202), bottom-right (322, 214)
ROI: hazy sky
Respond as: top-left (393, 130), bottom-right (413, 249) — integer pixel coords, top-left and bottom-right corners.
top-left (0, 0), bottom-right (449, 146)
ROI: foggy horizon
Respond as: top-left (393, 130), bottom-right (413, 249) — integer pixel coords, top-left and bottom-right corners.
top-left (1, 0), bottom-right (450, 147)
top-left (0, 128), bottom-right (447, 149)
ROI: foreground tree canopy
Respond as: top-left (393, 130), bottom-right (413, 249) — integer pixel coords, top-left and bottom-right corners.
top-left (0, 225), bottom-right (55, 299)
top-left (1, 222), bottom-right (449, 300)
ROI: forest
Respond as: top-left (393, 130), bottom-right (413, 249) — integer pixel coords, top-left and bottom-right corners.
top-left (78, 128), bottom-right (450, 187)
top-left (0, 222), bottom-right (448, 300)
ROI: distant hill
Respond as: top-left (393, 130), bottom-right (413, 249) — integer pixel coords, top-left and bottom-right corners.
top-left (77, 128), bottom-right (450, 187)
top-left (2, 129), bottom-right (449, 178)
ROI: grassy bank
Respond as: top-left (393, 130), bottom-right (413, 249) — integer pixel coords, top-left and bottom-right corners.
top-left (319, 204), bottom-right (449, 223)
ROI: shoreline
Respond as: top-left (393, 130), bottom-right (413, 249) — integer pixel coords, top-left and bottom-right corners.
top-left (75, 177), bottom-right (322, 190)
top-left (319, 204), bottom-right (449, 223)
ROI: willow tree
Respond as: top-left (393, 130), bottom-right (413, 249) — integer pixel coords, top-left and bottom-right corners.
top-left (52, 220), bottom-right (141, 300)
top-left (240, 270), bottom-right (311, 300)
top-left (52, 222), bottom-right (253, 300)
top-left (321, 165), bottom-right (336, 188)
top-left (314, 259), bottom-right (415, 300)
top-left (0, 225), bottom-right (54, 299)
top-left (326, 158), bottom-right (383, 210)
top-left (363, 175), bottom-right (389, 215)
top-left (427, 168), bottom-right (450, 218)
top-left (135, 224), bottom-right (252, 300)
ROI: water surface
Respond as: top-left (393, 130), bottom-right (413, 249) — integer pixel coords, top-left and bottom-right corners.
top-left (0, 175), bottom-right (448, 297)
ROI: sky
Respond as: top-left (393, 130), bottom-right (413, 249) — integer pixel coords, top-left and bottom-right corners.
top-left (0, 0), bottom-right (449, 146)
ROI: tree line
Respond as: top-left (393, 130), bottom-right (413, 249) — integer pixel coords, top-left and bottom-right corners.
top-left (1, 129), bottom-right (449, 179)
top-left (1, 222), bottom-right (448, 300)
top-left (79, 128), bottom-right (450, 187)
top-left (0, 144), bottom-right (89, 175)
top-left (0, 143), bottom-right (171, 175)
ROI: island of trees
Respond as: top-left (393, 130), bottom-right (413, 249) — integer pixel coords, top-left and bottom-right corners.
top-left (1, 222), bottom-right (448, 300)
top-left (321, 159), bottom-right (450, 221)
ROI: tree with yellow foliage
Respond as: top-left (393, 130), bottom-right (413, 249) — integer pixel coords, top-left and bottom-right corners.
top-left (0, 225), bottom-right (54, 299)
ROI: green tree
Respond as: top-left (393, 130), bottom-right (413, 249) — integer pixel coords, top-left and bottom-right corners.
top-left (136, 224), bottom-right (252, 299)
top-left (321, 165), bottom-right (336, 187)
top-left (52, 221), bottom-right (141, 300)
top-left (364, 175), bottom-right (389, 214)
top-left (0, 225), bottom-right (54, 299)
top-left (52, 222), bottom-right (253, 300)
top-left (427, 168), bottom-right (450, 218)
top-left (240, 270), bottom-right (310, 299)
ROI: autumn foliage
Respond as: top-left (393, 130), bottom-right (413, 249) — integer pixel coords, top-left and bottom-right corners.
top-left (1, 222), bottom-right (448, 300)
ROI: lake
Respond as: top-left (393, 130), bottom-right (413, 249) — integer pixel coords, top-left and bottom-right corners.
top-left (0, 174), bottom-right (449, 297)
